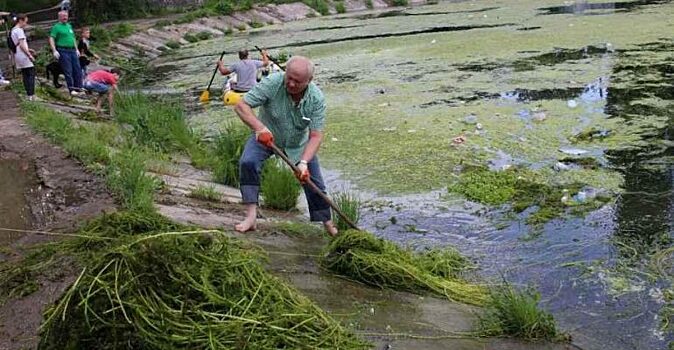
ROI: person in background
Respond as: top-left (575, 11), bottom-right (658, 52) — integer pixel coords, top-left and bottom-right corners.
top-left (60, 0), bottom-right (71, 12)
top-left (0, 67), bottom-right (10, 86)
top-left (11, 14), bottom-right (37, 100)
top-left (83, 68), bottom-right (120, 116)
top-left (217, 48), bottom-right (270, 92)
top-left (49, 10), bottom-right (84, 96)
top-left (78, 27), bottom-right (100, 78)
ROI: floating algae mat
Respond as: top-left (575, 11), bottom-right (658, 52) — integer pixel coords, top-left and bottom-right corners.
top-left (37, 213), bottom-right (368, 349)
top-left (321, 230), bottom-right (487, 306)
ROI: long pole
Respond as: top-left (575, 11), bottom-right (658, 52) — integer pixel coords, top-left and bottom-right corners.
top-left (268, 143), bottom-right (360, 231)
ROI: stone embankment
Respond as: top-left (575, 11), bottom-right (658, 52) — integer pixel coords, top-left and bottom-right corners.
top-left (112, 0), bottom-right (413, 58)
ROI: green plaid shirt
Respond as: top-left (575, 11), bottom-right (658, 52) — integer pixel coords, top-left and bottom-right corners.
top-left (243, 72), bottom-right (326, 163)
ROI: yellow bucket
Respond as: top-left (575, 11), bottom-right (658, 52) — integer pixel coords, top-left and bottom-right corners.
top-left (223, 90), bottom-right (244, 106)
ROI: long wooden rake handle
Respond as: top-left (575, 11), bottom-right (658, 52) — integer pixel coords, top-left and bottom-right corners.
top-left (268, 143), bottom-right (360, 231)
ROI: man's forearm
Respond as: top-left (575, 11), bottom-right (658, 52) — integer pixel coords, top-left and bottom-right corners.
top-left (234, 101), bottom-right (265, 131)
top-left (301, 130), bottom-right (323, 162)
top-left (48, 37), bottom-right (56, 51)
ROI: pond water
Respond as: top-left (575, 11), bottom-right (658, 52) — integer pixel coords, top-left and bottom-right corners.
top-left (152, 0), bottom-right (673, 348)
top-left (0, 159), bottom-right (36, 247)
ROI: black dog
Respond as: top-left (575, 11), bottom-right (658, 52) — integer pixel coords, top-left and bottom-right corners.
top-left (45, 61), bottom-right (63, 88)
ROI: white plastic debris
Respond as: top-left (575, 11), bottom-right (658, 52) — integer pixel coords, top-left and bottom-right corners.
top-left (567, 100), bottom-right (578, 108)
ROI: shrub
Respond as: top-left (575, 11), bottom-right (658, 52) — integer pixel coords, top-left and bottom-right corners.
top-left (332, 191), bottom-right (361, 231)
top-left (183, 33), bottom-right (199, 43)
top-left (365, 0), bottom-right (374, 9)
top-left (195, 31), bottom-right (213, 40)
top-left (235, 24), bottom-right (247, 31)
top-left (335, 1), bottom-right (346, 13)
top-left (391, 0), bottom-right (408, 6)
top-left (249, 21), bottom-right (264, 28)
top-left (165, 40), bottom-right (181, 49)
top-left (261, 159), bottom-right (301, 210)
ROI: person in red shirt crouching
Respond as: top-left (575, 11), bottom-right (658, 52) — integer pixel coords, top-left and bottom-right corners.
top-left (83, 68), bottom-right (120, 116)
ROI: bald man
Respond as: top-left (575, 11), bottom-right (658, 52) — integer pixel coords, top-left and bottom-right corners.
top-left (49, 10), bottom-right (83, 96)
top-left (233, 56), bottom-right (338, 236)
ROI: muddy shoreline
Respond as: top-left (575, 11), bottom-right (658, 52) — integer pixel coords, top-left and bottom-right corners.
top-left (0, 90), bottom-right (116, 350)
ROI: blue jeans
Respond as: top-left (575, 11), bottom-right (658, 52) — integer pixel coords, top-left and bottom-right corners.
top-left (57, 48), bottom-right (82, 91)
top-left (84, 81), bottom-right (110, 94)
top-left (239, 136), bottom-right (332, 222)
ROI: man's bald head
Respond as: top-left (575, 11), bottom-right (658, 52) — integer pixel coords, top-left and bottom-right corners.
top-left (286, 56), bottom-right (314, 81)
top-left (58, 10), bottom-right (68, 22)
top-left (284, 56), bottom-right (315, 96)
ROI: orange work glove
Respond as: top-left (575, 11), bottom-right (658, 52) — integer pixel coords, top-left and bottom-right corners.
top-left (295, 160), bottom-right (310, 183)
top-left (255, 127), bottom-right (274, 148)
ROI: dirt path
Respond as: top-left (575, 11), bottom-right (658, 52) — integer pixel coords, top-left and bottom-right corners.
top-left (0, 89), bottom-right (116, 350)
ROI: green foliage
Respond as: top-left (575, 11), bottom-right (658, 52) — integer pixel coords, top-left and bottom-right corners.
top-left (23, 103), bottom-right (111, 165)
top-left (75, 0), bottom-right (150, 23)
top-left (90, 23), bottom-right (135, 51)
top-left (261, 159), bottom-right (301, 210)
top-left (321, 230), bottom-right (487, 305)
top-left (213, 0), bottom-right (235, 14)
top-left (115, 93), bottom-right (199, 155)
top-left (183, 33), bottom-right (199, 43)
top-left (235, 23), bottom-right (247, 31)
top-left (478, 283), bottom-right (567, 341)
top-left (333, 192), bottom-right (361, 231)
top-left (212, 123), bottom-right (250, 187)
top-left (188, 185), bottom-right (221, 202)
top-left (448, 168), bottom-right (519, 205)
top-left (106, 147), bottom-right (160, 214)
top-left (304, 0), bottom-right (330, 15)
top-left (249, 21), bottom-right (265, 28)
top-left (391, 0), bottom-right (408, 6)
top-left (165, 40), bottom-right (182, 49)
top-left (38, 232), bottom-right (368, 349)
top-left (335, 1), bottom-right (346, 13)
top-left (271, 221), bottom-right (323, 237)
top-left (196, 31), bottom-right (213, 40)
top-left (417, 248), bottom-right (472, 280)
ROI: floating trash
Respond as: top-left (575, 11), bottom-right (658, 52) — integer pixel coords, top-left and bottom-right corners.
top-left (382, 127), bottom-right (397, 132)
top-left (567, 99), bottom-right (578, 108)
top-left (476, 122), bottom-right (483, 130)
top-left (331, 137), bottom-right (339, 141)
top-left (452, 135), bottom-right (466, 145)
top-left (559, 147), bottom-right (589, 155)
top-left (463, 114), bottom-right (478, 124)
top-left (553, 162), bottom-right (571, 171)
top-left (532, 111), bottom-right (547, 122)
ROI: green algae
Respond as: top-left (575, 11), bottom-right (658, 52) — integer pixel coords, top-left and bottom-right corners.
top-left (448, 167), bottom-right (610, 225)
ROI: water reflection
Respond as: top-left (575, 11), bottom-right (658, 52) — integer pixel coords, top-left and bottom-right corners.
top-left (605, 43), bottom-right (674, 261)
top-left (538, 0), bottom-right (669, 15)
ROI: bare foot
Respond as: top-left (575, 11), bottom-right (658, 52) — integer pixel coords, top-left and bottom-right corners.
top-left (235, 219), bottom-right (256, 233)
top-left (323, 221), bottom-right (338, 237)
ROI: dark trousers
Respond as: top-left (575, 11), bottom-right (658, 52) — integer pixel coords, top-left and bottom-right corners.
top-left (239, 136), bottom-right (332, 222)
top-left (21, 67), bottom-right (35, 97)
top-left (57, 48), bottom-right (82, 91)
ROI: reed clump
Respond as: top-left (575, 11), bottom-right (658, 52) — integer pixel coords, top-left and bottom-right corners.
top-left (321, 230), bottom-right (486, 306)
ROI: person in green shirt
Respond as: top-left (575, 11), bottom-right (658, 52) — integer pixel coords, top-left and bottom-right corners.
top-left (233, 56), bottom-right (338, 236)
top-left (48, 10), bottom-right (83, 95)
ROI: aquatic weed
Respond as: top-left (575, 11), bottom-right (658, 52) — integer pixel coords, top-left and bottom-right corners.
top-left (321, 230), bottom-right (487, 305)
top-left (333, 192), bottom-right (362, 231)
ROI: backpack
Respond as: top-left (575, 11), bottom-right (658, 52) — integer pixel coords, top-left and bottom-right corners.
top-left (6, 33), bottom-right (17, 54)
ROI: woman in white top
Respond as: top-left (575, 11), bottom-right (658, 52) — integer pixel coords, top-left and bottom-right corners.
top-left (11, 14), bottom-right (36, 100)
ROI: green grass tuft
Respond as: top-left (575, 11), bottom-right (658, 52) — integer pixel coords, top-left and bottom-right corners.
top-left (332, 192), bottom-right (361, 231)
top-left (478, 283), bottom-right (567, 341)
top-left (188, 185), bottom-right (221, 202)
top-left (212, 123), bottom-right (250, 187)
top-left (261, 159), bottom-right (302, 210)
top-left (106, 147), bottom-right (160, 214)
